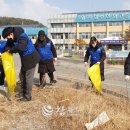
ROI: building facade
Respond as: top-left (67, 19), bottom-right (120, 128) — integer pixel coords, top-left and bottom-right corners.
top-left (48, 10), bottom-right (130, 51)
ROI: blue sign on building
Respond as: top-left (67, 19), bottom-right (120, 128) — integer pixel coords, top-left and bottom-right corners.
top-left (24, 27), bottom-right (48, 35)
top-left (76, 10), bottom-right (130, 22)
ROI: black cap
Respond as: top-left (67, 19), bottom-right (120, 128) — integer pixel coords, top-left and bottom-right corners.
top-left (2, 27), bottom-right (14, 38)
top-left (38, 30), bottom-right (45, 36)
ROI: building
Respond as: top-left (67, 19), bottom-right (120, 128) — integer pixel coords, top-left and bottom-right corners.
top-left (48, 10), bottom-right (130, 51)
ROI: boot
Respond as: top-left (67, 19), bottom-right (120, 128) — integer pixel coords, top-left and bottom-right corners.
top-left (50, 79), bottom-right (57, 85)
top-left (40, 74), bottom-right (46, 87)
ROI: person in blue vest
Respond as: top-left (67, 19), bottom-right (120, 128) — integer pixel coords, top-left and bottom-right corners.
top-left (35, 30), bottom-right (57, 87)
top-left (0, 40), bottom-right (7, 90)
top-left (84, 36), bottom-right (106, 87)
top-left (2, 27), bottom-right (40, 101)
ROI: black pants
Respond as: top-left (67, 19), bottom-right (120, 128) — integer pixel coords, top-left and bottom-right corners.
top-left (40, 72), bottom-right (54, 84)
top-left (20, 67), bottom-right (35, 99)
top-left (0, 63), bottom-right (5, 86)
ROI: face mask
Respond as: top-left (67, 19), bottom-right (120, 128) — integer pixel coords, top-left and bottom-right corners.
top-left (92, 43), bottom-right (96, 47)
top-left (39, 38), bottom-right (44, 41)
top-left (39, 35), bottom-right (45, 42)
top-left (7, 38), bottom-right (14, 43)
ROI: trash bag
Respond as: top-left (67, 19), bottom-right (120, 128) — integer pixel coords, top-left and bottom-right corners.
top-left (87, 64), bottom-right (102, 92)
top-left (1, 52), bottom-right (16, 95)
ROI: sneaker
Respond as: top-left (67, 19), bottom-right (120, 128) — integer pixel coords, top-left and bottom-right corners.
top-left (17, 97), bottom-right (31, 102)
top-left (50, 79), bottom-right (57, 85)
top-left (53, 80), bottom-right (57, 83)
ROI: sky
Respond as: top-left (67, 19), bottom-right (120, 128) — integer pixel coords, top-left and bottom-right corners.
top-left (0, 0), bottom-right (130, 25)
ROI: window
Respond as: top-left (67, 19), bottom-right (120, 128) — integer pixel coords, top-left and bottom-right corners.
top-left (93, 22), bottom-right (107, 27)
top-left (68, 33), bottom-right (76, 39)
top-left (51, 23), bottom-right (63, 28)
top-left (79, 23), bottom-right (91, 27)
top-left (72, 45), bottom-right (74, 49)
top-left (51, 33), bottom-right (63, 39)
top-left (93, 32), bottom-right (106, 38)
top-left (125, 21), bottom-right (130, 26)
top-left (109, 22), bottom-right (122, 26)
top-left (65, 45), bottom-right (68, 49)
top-left (79, 32), bottom-right (91, 39)
top-left (64, 33), bottom-right (76, 39)
top-left (65, 23), bottom-right (76, 28)
top-left (109, 32), bottom-right (122, 37)
top-left (65, 33), bottom-right (68, 39)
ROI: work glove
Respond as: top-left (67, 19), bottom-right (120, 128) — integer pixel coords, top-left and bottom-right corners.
top-left (96, 62), bottom-right (100, 64)
top-left (54, 58), bottom-right (57, 62)
top-left (84, 62), bottom-right (88, 67)
top-left (125, 75), bottom-right (130, 80)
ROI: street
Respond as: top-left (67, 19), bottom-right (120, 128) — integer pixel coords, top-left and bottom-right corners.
top-left (14, 54), bottom-right (129, 87)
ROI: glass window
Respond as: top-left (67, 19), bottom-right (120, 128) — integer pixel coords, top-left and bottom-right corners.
top-left (65, 23), bottom-right (76, 28)
top-left (93, 32), bottom-right (106, 38)
top-left (109, 22), bottom-right (122, 26)
top-left (51, 33), bottom-right (63, 39)
top-left (79, 32), bottom-right (91, 39)
top-left (125, 21), bottom-right (130, 26)
top-left (72, 44), bottom-right (74, 49)
top-left (93, 22), bottom-right (107, 26)
top-left (109, 32), bottom-right (122, 37)
top-left (65, 33), bottom-right (68, 39)
top-left (65, 45), bottom-right (68, 49)
top-left (51, 23), bottom-right (63, 28)
top-left (68, 33), bottom-right (76, 39)
top-left (79, 23), bottom-right (91, 27)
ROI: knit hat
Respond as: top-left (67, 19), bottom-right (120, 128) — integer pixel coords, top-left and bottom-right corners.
top-left (38, 30), bottom-right (45, 36)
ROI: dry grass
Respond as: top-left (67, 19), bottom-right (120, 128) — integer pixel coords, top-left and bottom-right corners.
top-left (0, 85), bottom-right (130, 130)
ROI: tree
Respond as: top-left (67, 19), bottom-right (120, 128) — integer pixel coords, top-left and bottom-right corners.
top-left (0, 17), bottom-right (45, 27)
top-left (122, 26), bottom-right (130, 41)
top-left (74, 39), bottom-right (86, 51)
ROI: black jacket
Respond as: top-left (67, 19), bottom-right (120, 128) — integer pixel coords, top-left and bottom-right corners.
top-left (6, 27), bottom-right (40, 71)
top-left (124, 52), bottom-right (130, 75)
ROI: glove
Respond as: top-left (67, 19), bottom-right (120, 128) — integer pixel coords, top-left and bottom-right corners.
top-left (125, 75), bottom-right (130, 80)
top-left (96, 62), bottom-right (100, 64)
top-left (54, 58), bottom-right (57, 62)
top-left (84, 62), bottom-right (88, 67)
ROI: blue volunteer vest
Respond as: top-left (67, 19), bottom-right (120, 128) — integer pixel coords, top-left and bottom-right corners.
top-left (37, 41), bottom-right (53, 61)
top-left (14, 33), bottom-right (35, 57)
top-left (0, 40), bottom-right (7, 53)
top-left (89, 47), bottom-right (103, 64)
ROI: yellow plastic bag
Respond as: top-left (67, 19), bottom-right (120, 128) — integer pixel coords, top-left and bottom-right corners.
top-left (1, 52), bottom-right (16, 95)
top-left (87, 64), bottom-right (102, 92)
